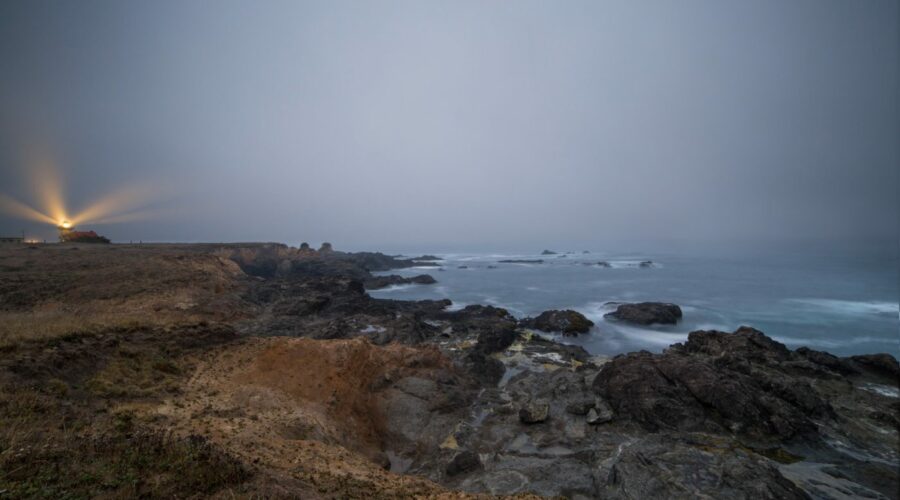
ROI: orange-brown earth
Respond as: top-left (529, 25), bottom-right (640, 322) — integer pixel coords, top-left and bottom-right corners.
top-left (155, 336), bottom-right (486, 498)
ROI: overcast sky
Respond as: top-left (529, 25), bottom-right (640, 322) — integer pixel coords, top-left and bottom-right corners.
top-left (0, 0), bottom-right (897, 253)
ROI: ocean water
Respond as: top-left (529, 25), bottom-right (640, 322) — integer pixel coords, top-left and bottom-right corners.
top-left (369, 251), bottom-right (899, 357)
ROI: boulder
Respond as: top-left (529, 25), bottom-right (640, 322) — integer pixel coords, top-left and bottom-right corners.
top-left (588, 398), bottom-right (614, 424)
top-left (521, 309), bottom-right (594, 335)
top-left (446, 450), bottom-right (481, 476)
top-left (604, 302), bottom-right (682, 325)
top-left (565, 399), bottom-right (594, 416)
top-left (475, 323), bottom-right (519, 355)
top-left (519, 401), bottom-right (550, 423)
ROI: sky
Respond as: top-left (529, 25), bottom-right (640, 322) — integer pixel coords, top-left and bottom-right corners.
top-left (0, 0), bottom-right (897, 253)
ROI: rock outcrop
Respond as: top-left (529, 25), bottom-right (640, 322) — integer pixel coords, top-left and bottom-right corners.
top-left (520, 309), bottom-right (594, 335)
top-left (605, 302), bottom-right (682, 325)
top-left (364, 274), bottom-right (436, 290)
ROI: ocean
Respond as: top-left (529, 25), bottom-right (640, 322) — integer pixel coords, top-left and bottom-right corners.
top-left (368, 250), bottom-right (899, 357)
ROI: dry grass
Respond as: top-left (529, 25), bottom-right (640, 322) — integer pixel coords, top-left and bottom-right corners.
top-left (0, 243), bottom-right (253, 351)
top-left (0, 310), bottom-right (171, 350)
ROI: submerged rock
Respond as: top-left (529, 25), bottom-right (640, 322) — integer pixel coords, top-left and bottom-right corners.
top-left (597, 261), bottom-right (612, 268)
top-left (521, 309), bottom-right (594, 335)
top-left (605, 302), bottom-right (682, 325)
top-left (541, 249), bottom-right (557, 255)
top-left (498, 259), bottom-right (544, 264)
top-left (638, 260), bottom-right (654, 268)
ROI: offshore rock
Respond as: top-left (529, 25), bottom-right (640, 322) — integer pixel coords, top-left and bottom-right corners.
top-left (521, 309), bottom-right (594, 335)
top-left (604, 302), bottom-right (682, 325)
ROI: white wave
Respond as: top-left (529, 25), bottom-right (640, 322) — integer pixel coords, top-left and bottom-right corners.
top-left (691, 323), bottom-right (733, 332)
top-left (614, 325), bottom-right (689, 347)
top-left (862, 384), bottom-right (899, 398)
top-left (369, 284), bottom-right (416, 293)
top-left (784, 298), bottom-right (898, 317)
top-left (604, 260), bottom-right (663, 269)
top-left (580, 301), bottom-right (620, 322)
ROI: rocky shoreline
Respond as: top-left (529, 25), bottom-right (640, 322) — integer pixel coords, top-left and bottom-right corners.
top-left (220, 244), bottom-right (899, 498)
top-left (0, 242), bottom-right (896, 498)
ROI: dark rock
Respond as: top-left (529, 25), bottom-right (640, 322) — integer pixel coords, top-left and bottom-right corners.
top-left (457, 265), bottom-right (468, 269)
top-left (639, 260), bottom-right (654, 268)
top-left (849, 353), bottom-right (900, 379)
top-left (446, 450), bottom-right (482, 476)
top-left (796, 347), bottom-right (859, 375)
top-left (565, 399), bottom-right (594, 416)
top-left (597, 435), bottom-right (808, 499)
top-left (541, 250), bottom-right (557, 255)
top-left (519, 401), bottom-right (549, 423)
top-left (475, 323), bottom-right (519, 355)
top-left (521, 309), bottom-right (594, 335)
top-left (413, 255), bottom-right (442, 261)
top-left (462, 351), bottom-right (505, 385)
top-left (364, 274), bottom-right (436, 290)
top-left (597, 261), bottom-right (612, 268)
top-left (604, 302), bottom-right (682, 325)
top-left (586, 407), bottom-right (609, 425)
top-left (588, 398), bottom-right (614, 424)
top-left (593, 327), bottom-right (827, 442)
top-left (497, 259), bottom-right (544, 264)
